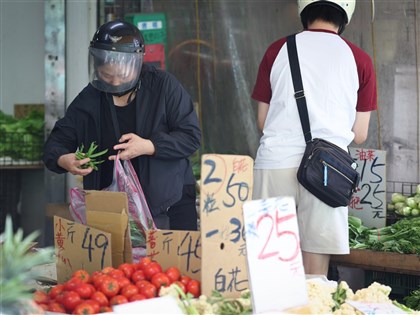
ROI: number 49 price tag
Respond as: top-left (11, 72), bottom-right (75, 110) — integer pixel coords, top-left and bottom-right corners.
top-left (243, 196), bottom-right (307, 313)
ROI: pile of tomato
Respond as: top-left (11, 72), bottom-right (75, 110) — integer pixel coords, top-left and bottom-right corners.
top-left (32, 257), bottom-right (201, 314)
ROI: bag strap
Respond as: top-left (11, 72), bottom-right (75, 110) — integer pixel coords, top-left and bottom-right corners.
top-left (287, 34), bottom-right (313, 143)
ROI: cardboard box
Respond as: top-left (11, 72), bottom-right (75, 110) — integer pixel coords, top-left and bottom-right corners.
top-left (85, 190), bottom-right (133, 267)
top-left (54, 190), bottom-right (132, 283)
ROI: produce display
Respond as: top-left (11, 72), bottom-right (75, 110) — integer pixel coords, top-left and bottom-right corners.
top-left (32, 258), bottom-right (201, 314)
top-left (348, 215), bottom-right (420, 254)
top-left (387, 184), bottom-right (420, 217)
top-left (0, 109), bottom-right (44, 162)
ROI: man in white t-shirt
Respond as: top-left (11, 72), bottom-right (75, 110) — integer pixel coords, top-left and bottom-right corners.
top-left (252, 0), bottom-right (377, 276)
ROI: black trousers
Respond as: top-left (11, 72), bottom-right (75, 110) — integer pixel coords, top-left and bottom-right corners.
top-left (153, 184), bottom-right (198, 231)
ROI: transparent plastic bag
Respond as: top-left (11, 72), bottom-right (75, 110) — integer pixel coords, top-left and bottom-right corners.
top-left (69, 154), bottom-right (156, 249)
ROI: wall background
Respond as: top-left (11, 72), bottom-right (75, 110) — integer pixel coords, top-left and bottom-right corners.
top-left (0, 0), bottom-right (419, 242)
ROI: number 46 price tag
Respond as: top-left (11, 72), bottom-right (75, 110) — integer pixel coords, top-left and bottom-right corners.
top-left (243, 196), bottom-right (307, 313)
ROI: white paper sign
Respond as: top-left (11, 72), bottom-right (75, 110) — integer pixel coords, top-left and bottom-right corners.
top-left (346, 300), bottom-right (408, 314)
top-left (243, 196), bottom-right (307, 313)
top-left (112, 296), bottom-right (184, 314)
top-left (349, 148), bottom-right (387, 228)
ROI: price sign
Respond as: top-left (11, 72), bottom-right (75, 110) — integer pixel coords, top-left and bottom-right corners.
top-left (349, 148), bottom-right (386, 228)
top-left (346, 300), bottom-right (407, 314)
top-left (243, 196), bottom-right (307, 313)
top-left (146, 230), bottom-right (201, 280)
top-left (199, 154), bottom-right (253, 298)
top-left (54, 216), bottom-right (112, 283)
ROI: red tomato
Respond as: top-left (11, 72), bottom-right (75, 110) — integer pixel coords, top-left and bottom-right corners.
top-left (143, 262), bottom-right (162, 280)
top-left (64, 278), bottom-right (83, 291)
top-left (121, 284), bottom-right (139, 299)
top-left (101, 266), bottom-right (115, 275)
top-left (118, 263), bottom-right (135, 278)
top-left (165, 267), bottom-right (181, 282)
top-left (136, 257), bottom-right (152, 270)
top-left (173, 281), bottom-right (187, 293)
top-left (179, 275), bottom-right (191, 286)
top-left (83, 299), bottom-right (100, 314)
top-left (62, 291), bottom-right (82, 312)
top-left (187, 279), bottom-right (201, 298)
top-left (54, 291), bottom-right (66, 305)
top-left (109, 269), bottom-right (125, 279)
top-left (48, 284), bottom-right (64, 299)
top-left (93, 274), bottom-right (109, 290)
top-left (140, 283), bottom-right (157, 299)
top-left (74, 282), bottom-right (94, 299)
top-left (131, 270), bottom-right (146, 283)
top-left (72, 269), bottom-right (91, 283)
top-left (129, 293), bottom-right (147, 302)
top-left (151, 272), bottom-right (171, 289)
top-left (47, 302), bottom-right (66, 313)
top-left (135, 280), bottom-right (151, 291)
top-left (116, 276), bottom-right (131, 289)
top-left (33, 290), bottom-right (50, 304)
top-left (90, 271), bottom-right (103, 284)
top-left (99, 306), bottom-right (113, 313)
top-left (100, 277), bottom-right (120, 298)
top-left (91, 291), bottom-right (109, 307)
top-left (109, 295), bottom-right (129, 306)
top-left (72, 301), bottom-right (95, 315)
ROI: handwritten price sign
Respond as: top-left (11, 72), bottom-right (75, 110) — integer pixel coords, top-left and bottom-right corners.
top-left (199, 154), bottom-right (253, 298)
top-left (146, 230), bottom-right (201, 280)
top-left (349, 148), bottom-right (386, 228)
top-left (242, 197), bottom-right (307, 313)
top-left (54, 216), bottom-right (112, 283)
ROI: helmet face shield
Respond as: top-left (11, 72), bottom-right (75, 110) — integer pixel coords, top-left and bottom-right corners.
top-left (89, 47), bottom-right (143, 95)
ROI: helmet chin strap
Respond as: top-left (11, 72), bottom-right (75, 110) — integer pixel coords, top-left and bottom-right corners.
top-left (111, 79), bottom-right (141, 100)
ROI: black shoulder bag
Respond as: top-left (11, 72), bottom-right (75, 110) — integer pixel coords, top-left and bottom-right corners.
top-left (287, 34), bottom-right (360, 208)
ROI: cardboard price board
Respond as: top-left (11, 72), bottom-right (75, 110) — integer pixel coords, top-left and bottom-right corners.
top-left (199, 154), bottom-right (253, 298)
top-left (243, 196), bottom-right (307, 313)
top-left (54, 216), bottom-right (112, 283)
top-left (146, 230), bottom-right (201, 280)
top-left (349, 148), bottom-right (386, 228)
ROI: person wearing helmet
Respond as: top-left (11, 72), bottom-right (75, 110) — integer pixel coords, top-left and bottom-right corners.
top-left (251, 0), bottom-right (377, 276)
top-left (43, 20), bottom-right (201, 231)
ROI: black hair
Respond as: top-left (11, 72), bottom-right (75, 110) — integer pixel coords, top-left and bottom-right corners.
top-left (300, 2), bottom-right (347, 34)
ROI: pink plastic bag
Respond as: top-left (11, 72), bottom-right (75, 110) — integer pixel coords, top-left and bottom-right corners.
top-left (69, 154), bottom-right (156, 249)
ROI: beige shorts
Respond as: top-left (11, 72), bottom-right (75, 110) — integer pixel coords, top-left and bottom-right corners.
top-left (253, 168), bottom-right (349, 255)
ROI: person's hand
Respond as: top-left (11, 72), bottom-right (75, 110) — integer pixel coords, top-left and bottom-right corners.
top-left (57, 153), bottom-right (93, 176)
top-left (109, 133), bottom-right (156, 161)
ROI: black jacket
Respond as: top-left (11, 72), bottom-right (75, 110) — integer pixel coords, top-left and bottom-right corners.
top-left (43, 65), bottom-right (201, 216)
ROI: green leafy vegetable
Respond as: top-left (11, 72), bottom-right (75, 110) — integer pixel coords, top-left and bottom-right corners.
top-left (75, 142), bottom-right (108, 171)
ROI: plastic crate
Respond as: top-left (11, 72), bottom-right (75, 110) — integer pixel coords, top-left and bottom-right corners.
top-left (0, 131), bottom-right (44, 166)
top-left (365, 270), bottom-right (420, 301)
top-left (387, 181), bottom-right (418, 201)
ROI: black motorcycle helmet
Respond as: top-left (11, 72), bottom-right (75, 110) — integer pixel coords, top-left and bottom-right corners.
top-left (88, 20), bottom-right (145, 96)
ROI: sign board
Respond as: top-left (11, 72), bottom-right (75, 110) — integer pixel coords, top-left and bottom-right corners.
top-left (199, 154), bottom-right (253, 298)
top-left (243, 196), bottom-right (307, 313)
top-left (54, 216), bottom-right (112, 283)
top-left (146, 229), bottom-right (201, 280)
top-left (349, 148), bottom-right (386, 228)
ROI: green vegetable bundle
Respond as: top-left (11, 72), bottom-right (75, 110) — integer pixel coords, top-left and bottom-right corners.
top-left (75, 142), bottom-right (108, 170)
top-left (348, 215), bottom-right (420, 254)
top-left (0, 109), bottom-right (44, 161)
